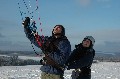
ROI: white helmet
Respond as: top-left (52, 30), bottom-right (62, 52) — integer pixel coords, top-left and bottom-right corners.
top-left (84, 36), bottom-right (95, 46)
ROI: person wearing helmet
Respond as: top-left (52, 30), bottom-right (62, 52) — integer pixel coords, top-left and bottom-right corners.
top-left (22, 17), bottom-right (71, 79)
top-left (66, 36), bottom-right (95, 79)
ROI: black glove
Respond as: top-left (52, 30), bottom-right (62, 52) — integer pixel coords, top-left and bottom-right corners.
top-left (40, 59), bottom-right (43, 64)
top-left (22, 17), bottom-right (30, 28)
top-left (40, 57), bottom-right (47, 65)
top-left (22, 17), bottom-right (32, 35)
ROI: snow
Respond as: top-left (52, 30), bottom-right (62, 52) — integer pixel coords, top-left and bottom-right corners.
top-left (18, 56), bottom-right (42, 61)
top-left (91, 62), bottom-right (120, 79)
top-left (0, 62), bottom-right (120, 79)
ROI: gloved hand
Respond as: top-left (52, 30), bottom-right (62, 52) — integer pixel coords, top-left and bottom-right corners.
top-left (44, 54), bottom-right (64, 71)
top-left (40, 57), bottom-right (47, 65)
top-left (40, 59), bottom-right (44, 65)
top-left (22, 17), bottom-right (32, 35)
top-left (22, 17), bottom-right (30, 28)
top-left (44, 54), bottom-right (56, 66)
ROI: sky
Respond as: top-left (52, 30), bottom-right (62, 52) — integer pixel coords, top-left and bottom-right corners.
top-left (0, 0), bottom-right (120, 53)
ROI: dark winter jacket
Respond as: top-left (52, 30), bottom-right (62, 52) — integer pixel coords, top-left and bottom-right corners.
top-left (24, 28), bottom-right (71, 75)
top-left (66, 43), bottom-right (95, 78)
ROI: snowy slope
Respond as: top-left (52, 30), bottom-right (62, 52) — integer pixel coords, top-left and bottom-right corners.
top-left (0, 62), bottom-right (120, 79)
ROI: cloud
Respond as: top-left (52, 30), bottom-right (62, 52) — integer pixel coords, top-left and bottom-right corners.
top-left (0, 33), bottom-right (5, 38)
top-left (68, 29), bottom-right (120, 42)
top-left (92, 29), bottom-right (120, 43)
top-left (76, 0), bottom-right (91, 7)
top-left (0, 18), bottom-right (18, 27)
top-left (0, 33), bottom-right (3, 37)
top-left (97, 0), bottom-right (111, 3)
top-left (0, 41), bottom-right (12, 46)
top-left (67, 29), bottom-right (120, 52)
top-left (76, 0), bottom-right (112, 8)
top-left (0, 40), bottom-right (40, 51)
top-left (95, 41), bottom-right (120, 52)
top-left (0, 26), bottom-right (120, 52)
top-left (97, 0), bottom-right (111, 8)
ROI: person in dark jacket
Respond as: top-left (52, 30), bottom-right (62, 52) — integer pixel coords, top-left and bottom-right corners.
top-left (66, 36), bottom-right (95, 79)
top-left (22, 17), bottom-right (71, 79)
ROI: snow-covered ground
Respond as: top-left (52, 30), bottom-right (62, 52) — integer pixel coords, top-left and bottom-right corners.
top-left (18, 56), bottom-right (42, 61)
top-left (0, 62), bottom-right (120, 79)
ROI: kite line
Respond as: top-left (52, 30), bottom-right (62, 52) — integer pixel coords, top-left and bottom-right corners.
top-left (17, 0), bottom-right (44, 56)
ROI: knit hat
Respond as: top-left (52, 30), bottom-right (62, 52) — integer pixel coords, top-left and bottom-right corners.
top-left (83, 36), bottom-right (95, 46)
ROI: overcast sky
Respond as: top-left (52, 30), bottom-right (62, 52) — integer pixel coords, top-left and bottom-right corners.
top-left (0, 0), bottom-right (120, 53)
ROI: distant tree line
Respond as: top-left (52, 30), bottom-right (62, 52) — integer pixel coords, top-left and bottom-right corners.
top-left (0, 51), bottom-right (120, 66)
top-left (0, 55), bottom-right (40, 66)
top-left (1, 55), bottom-right (120, 66)
top-left (94, 56), bottom-right (120, 62)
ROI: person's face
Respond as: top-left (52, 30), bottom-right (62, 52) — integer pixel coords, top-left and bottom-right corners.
top-left (53, 26), bottom-right (62, 34)
top-left (82, 39), bottom-right (91, 47)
